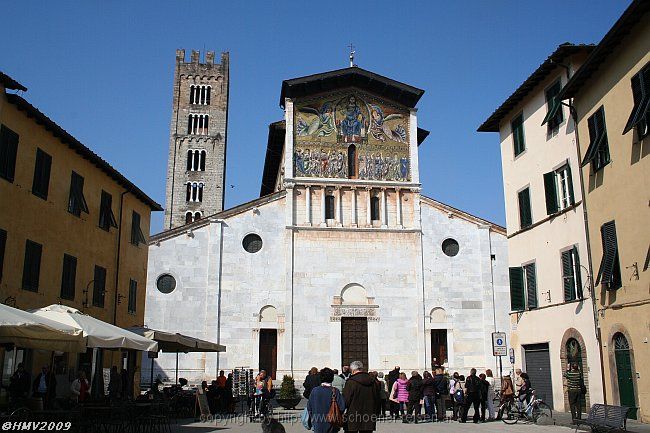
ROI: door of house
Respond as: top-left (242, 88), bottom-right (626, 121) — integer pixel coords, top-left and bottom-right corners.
top-left (524, 343), bottom-right (554, 408)
top-left (430, 329), bottom-right (448, 368)
top-left (259, 329), bottom-right (277, 379)
top-left (614, 333), bottom-right (636, 419)
top-left (341, 317), bottom-right (368, 369)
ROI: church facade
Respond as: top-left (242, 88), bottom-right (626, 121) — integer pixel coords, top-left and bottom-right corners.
top-left (144, 63), bottom-right (511, 383)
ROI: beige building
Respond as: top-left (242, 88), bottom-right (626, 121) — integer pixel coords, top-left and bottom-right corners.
top-left (478, 44), bottom-right (605, 412)
top-left (560, 0), bottom-right (649, 421)
top-left (0, 71), bottom-right (162, 398)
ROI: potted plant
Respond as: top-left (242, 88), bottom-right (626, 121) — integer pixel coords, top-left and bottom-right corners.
top-left (275, 375), bottom-right (301, 410)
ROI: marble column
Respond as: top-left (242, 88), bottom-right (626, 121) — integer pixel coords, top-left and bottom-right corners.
top-left (396, 188), bottom-right (403, 228)
top-left (305, 185), bottom-right (311, 226)
top-left (351, 187), bottom-right (358, 227)
top-left (381, 188), bottom-right (387, 228)
top-left (321, 186), bottom-right (326, 227)
top-left (366, 187), bottom-right (372, 227)
top-left (336, 187), bottom-right (343, 226)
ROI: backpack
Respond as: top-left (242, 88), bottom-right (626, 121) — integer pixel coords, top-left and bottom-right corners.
top-left (454, 388), bottom-right (464, 403)
top-left (326, 387), bottom-right (344, 428)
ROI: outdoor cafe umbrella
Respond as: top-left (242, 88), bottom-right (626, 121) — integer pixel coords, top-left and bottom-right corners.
top-left (0, 303), bottom-right (85, 352)
top-left (30, 304), bottom-right (157, 352)
top-left (128, 326), bottom-right (225, 387)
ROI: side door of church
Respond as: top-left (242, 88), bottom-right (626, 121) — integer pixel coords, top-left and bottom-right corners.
top-left (341, 317), bottom-right (369, 369)
top-left (259, 329), bottom-right (277, 380)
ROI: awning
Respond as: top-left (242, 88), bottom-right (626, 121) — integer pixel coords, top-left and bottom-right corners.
top-left (0, 304), bottom-right (86, 353)
top-left (128, 326), bottom-right (225, 353)
top-left (30, 305), bottom-right (157, 352)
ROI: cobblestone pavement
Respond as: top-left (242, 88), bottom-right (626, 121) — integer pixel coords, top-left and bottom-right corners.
top-left (170, 415), bottom-right (575, 433)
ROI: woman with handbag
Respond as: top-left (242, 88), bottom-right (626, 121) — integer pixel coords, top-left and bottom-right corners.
top-left (307, 368), bottom-right (345, 433)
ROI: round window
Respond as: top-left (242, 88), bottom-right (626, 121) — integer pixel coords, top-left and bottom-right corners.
top-left (156, 274), bottom-right (176, 294)
top-left (442, 238), bottom-right (459, 257)
top-left (242, 233), bottom-right (263, 253)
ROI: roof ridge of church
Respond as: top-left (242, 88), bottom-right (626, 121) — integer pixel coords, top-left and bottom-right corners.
top-left (419, 195), bottom-right (506, 234)
top-left (150, 190), bottom-right (286, 243)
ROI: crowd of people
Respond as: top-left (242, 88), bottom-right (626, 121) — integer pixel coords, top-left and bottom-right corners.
top-left (299, 362), bottom-right (543, 433)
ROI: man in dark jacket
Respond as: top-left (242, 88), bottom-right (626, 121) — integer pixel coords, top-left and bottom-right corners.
top-left (9, 363), bottom-right (30, 403)
top-left (478, 373), bottom-right (489, 422)
top-left (32, 365), bottom-right (56, 409)
top-left (460, 368), bottom-right (481, 423)
top-left (405, 371), bottom-right (423, 423)
top-left (433, 367), bottom-right (449, 421)
top-left (421, 371), bottom-right (436, 421)
top-left (386, 366), bottom-right (400, 419)
top-left (303, 367), bottom-right (322, 399)
top-left (343, 361), bottom-right (380, 433)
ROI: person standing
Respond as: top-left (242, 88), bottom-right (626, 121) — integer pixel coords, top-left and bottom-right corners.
top-left (343, 361), bottom-right (380, 433)
top-left (433, 367), bottom-right (449, 421)
top-left (460, 368), bottom-right (481, 423)
top-left (478, 373), bottom-right (489, 422)
top-left (405, 371), bottom-right (423, 423)
top-left (70, 370), bottom-right (90, 403)
top-left (514, 368), bottom-right (524, 396)
top-left (389, 372), bottom-right (409, 420)
top-left (108, 366), bottom-right (121, 401)
top-left (339, 365), bottom-right (351, 381)
top-left (421, 371), bottom-right (436, 421)
top-left (307, 368), bottom-right (345, 433)
top-left (376, 372), bottom-right (388, 417)
top-left (485, 369), bottom-right (496, 420)
top-left (9, 363), bottom-right (30, 403)
top-left (303, 367), bottom-right (321, 399)
top-left (332, 369), bottom-right (345, 393)
top-left (386, 366), bottom-right (400, 419)
top-left (449, 372), bottom-right (462, 421)
top-left (565, 363), bottom-right (583, 421)
top-left (32, 365), bottom-right (56, 409)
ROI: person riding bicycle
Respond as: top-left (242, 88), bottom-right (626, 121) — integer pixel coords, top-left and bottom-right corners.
top-left (518, 373), bottom-right (533, 415)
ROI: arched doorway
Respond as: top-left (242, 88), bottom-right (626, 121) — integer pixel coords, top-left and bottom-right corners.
top-left (613, 333), bottom-right (636, 417)
top-left (259, 306), bottom-right (278, 379)
top-left (566, 338), bottom-right (586, 410)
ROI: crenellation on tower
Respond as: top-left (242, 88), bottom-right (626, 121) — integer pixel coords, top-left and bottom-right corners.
top-left (164, 49), bottom-right (229, 229)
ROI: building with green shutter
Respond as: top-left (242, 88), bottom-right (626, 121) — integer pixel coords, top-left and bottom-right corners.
top-left (478, 43), bottom-right (604, 413)
top-left (559, 0), bottom-right (649, 422)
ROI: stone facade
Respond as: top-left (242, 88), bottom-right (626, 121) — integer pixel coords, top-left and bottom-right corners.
top-left (145, 66), bottom-right (510, 384)
top-left (163, 49), bottom-right (229, 230)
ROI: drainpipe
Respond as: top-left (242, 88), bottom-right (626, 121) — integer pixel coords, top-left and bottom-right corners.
top-left (565, 99), bottom-right (607, 405)
top-left (113, 190), bottom-right (128, 326)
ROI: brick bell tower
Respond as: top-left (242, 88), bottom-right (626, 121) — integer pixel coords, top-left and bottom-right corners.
top-left (164, 49), bottom-right (229, 229)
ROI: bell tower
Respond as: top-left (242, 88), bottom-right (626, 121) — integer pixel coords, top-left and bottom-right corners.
top-left (164, 49), bottom-right (229, 229)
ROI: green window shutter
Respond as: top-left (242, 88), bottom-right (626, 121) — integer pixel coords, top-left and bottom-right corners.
top-left (32, 148), bottom-right (52, 200)
top-left (566, 164), bottom-right (575, 205)
top-left (518, 188), bottom-right (532, 228)
top-left (0, 125), bottom-right (19, 182)
top-left (512, 114), bottom-right (525, 157)
top-left (573, 246), bottom-right (583, 299)
top-left (597, 221), bottom-right (621, 290)
top-left (543, 171), bottom-right (559, 215)
top-left (542, 81), bottom-right (563, 128)
top-left (623, 66), bottom-right (649, 135)
top-left (60, 254), bottom-right (77, 301)
top-left (0, 228), bottom-right (6, 283)
top-left (93, 265), bottom-right (106, 308)
top-left (509, 267), bottom-right (525, 311)
top-left (22, 239), bottom-right (42, 292)
top-left (524, 263), bottom-right (538, 309)
top-left (562, 250), bottom-right (575, 302)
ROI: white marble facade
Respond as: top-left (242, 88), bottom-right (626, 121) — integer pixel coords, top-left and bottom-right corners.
top-left (144, 69), bottom-right (510, 384)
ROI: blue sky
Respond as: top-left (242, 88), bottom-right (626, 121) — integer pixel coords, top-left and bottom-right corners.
top-left (1, 1), bottom-right (627, 233)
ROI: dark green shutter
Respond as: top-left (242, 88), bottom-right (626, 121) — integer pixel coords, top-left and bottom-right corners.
top-left (32, 148), bottom-right (52, 200)
top-left (509, 267), bottom-right (525, 311)
top-left (0, 228), bottom-right (6, 282)
top-left (0, 125), bottom-right (19, 182)
top-left (524, 263), bottom-right (538, 309)
top-left (543, 171), bottom-right (559, 215)
top-left (562, 250), bottom-right (575, 301)
top-left (518, 188), bottom-right (532, 228)
top-left (597, 221), bottom-right (620, 290)
top-left (573, 247), bottom-right (583, 299)
top-left (93, 265), bottom-right (106, 307)
top-left (512, 114), bottom-right (525, 157)
top-left (22, 240), bottom-right (42, 292)
top-left (623, 67), bottom-right (648, 135)
top-left (60, 254), bottom-right (77, 300)
top-left (566, 165), bottom-right (575, 205)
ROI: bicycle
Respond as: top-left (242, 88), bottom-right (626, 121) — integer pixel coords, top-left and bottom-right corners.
top-left (499, 389), bottom-right (553, 425)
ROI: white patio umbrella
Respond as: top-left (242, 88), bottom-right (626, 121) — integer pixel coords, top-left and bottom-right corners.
top-left (30, 304), bottom-right (157, 352)
top-left (0, 303), bottom-right (85, 352)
